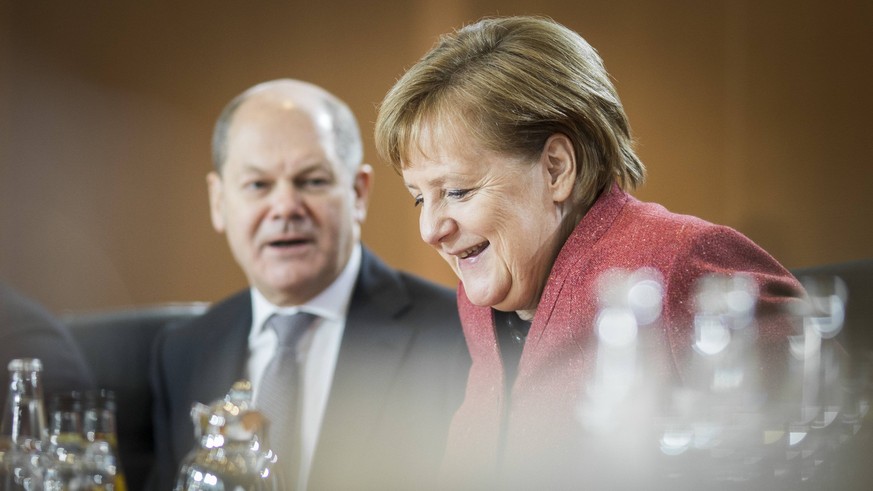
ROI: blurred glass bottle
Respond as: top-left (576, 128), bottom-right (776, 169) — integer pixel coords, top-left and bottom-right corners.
top-left (44, 391), bottom-right (87, 490)
top-left (82, 389), bottom-right (127, 491)
top-left (0, 358), bottom-right (49, 490)
top-left (174, 380), bottom-right (278, 491)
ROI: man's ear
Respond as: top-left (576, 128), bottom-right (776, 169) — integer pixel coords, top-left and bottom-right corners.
top-left (206, 171), bottom-right (226, 233)
top-left (352, 163), bottom-right (374, 224)
top-left (543, 133), bottom-right (577, 203)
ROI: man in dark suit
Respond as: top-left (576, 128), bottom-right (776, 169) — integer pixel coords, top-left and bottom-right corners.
top-left (0, 281), bottom-right (96, 399)
top-left (149, 79), bottom-right (469, 490)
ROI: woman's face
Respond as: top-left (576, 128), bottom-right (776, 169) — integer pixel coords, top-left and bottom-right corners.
top-left (402, 130), bottom-right (574, 316)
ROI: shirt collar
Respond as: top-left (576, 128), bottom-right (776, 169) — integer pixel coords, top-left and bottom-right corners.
top-left (251, 243), bottom-right (362, 335)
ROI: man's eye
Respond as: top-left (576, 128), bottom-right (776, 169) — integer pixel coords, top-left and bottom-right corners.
top-left (245, 180), bottom-right (269, 190)
top-left (301, 177), bottom-right (331, 188)
top-left (413, 196), bottom-right (423, 207)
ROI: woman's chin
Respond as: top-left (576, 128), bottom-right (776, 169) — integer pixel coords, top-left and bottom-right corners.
top-left (462, 284), bottom-right (505, 309)
top-left (461, 288), bottom-right (489, 306)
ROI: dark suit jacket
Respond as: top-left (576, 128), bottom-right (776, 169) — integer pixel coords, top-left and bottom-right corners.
top-left (150, 248), bottom-right (469, 490)
top-left (0, 281), bottom-right (96, 399)
top-left (442, 185), bottom-right (805, 488)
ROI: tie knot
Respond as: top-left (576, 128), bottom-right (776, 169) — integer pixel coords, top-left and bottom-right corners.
top-left (267, 312), bottom-right (317, 348)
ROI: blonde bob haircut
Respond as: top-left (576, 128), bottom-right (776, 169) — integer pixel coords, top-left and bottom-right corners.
top-left (375, 16), bottom-right (645, 209)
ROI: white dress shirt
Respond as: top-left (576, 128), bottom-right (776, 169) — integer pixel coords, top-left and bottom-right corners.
top-left (247, 244), bottom-right (361, 490)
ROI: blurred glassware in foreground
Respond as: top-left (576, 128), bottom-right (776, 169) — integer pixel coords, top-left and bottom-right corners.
top-left (574, 269), bottom-right (872, 490)
top-left (578, 268), bottom-right (664, 434)
top-left (1, 358), bottom-right (49, 490)
top-left (0, 359), bottom-right (128, 490)
top-left (81, 389), bottom-right (126, 490)
top-left (175, 380), bottom-right (279, 491)
top-left (44, 391), bottom-right (86, 489)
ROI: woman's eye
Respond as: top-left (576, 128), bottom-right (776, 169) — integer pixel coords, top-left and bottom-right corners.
top-left (447, 189), bottom-right (471, 199)
top-left (413, 196), bottom-right (423, 207)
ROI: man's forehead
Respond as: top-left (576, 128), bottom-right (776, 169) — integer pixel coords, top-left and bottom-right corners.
top-left (242, 88), bottom-right (330, 120)
top-left (234, 95), bottom-right (320, 125)
top-left (225, 105), bottom-right (354, 177)
top-left (234, 98), bottom-right (337, 154)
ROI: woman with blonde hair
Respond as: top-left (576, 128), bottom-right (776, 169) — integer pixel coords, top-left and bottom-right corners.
top-left (376, 15), bottom-right (802, 487)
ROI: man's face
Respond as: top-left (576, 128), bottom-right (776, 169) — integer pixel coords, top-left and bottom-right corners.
top-left (208, 97), bottom-right (371, 306)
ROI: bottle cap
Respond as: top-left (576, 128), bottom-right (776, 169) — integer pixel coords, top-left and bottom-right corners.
top-left (8, 358), bottom-right (43, 372)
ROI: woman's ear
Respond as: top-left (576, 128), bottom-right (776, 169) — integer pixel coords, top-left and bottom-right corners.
top-left (543, 133), bottom-right (577, 203)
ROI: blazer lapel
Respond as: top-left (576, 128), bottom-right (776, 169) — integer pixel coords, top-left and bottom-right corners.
top-left (192, 291), bottom-right (252, 404)
top-left (168, 290), bottom-right (252, 466)
top-left (310, 248), bottom-right (415, 479)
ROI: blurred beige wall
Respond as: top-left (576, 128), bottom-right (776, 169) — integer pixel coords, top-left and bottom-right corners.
top-left (1, 0), bottom-right (871, 312)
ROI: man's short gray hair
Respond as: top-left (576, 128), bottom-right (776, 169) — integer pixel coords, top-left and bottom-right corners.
top-left (211, 79), bottom-right (363, 175)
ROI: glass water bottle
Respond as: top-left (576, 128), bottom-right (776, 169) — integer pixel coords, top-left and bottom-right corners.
top-left (44, 391), bottom-right (87, 489)
top-left (82, 389), bottom-right (127, 491)
top-left (174, 380), bottom-right (279, 491)
top-left (1, 358), bottom-right (49, 490)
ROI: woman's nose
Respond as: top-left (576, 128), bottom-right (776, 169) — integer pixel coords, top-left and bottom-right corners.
top-left (419, 203), bottom-right (455, 247)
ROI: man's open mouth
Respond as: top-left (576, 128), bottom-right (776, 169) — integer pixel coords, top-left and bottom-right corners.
top-left (268, 238), bottom-right (311, 247)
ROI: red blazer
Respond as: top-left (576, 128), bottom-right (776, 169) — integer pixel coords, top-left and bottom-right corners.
top-left (442, 185), bottom-right (803, 488)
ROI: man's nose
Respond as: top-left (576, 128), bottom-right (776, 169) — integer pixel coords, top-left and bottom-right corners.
top-left (270, 181), bottom-right (305, 219)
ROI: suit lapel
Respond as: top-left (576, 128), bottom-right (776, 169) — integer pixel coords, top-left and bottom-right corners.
top-left (192, 291), bottom-right (252, 404)
top-left (169, 290), bottom-right (252, 465)
top-left (310, 248), bottom-right (415, 480)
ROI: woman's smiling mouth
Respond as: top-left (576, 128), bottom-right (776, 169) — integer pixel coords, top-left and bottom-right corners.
top-left (459, 242), bottom-right (489, 259)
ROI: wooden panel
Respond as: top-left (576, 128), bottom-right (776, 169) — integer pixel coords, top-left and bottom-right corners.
top-left (2, 0), bottom-right (870, 311)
